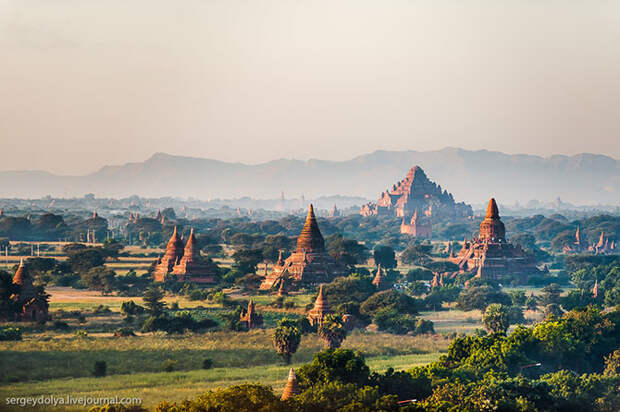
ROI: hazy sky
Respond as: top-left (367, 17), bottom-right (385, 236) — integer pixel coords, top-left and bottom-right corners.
top-left (1, 0), bottom-right (619, 174)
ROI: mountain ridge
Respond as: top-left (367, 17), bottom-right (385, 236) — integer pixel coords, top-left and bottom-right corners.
top-left (0, 148), bottom-right (617, 205)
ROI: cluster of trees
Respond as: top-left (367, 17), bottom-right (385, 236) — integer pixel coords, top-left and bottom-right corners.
top-left (95, 306), bottom-right (619, 412)
top-left (17, 241), bottom-right (154, 296)
top-left (120, 287), bottom-right (218, 335)
top-left (0, 212), bottom-right (108, 241)
top-left (314, 277), bottom-right (433, 335)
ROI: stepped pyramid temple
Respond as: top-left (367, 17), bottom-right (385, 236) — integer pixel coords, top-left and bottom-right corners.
top-left (260, 205), bottom-right (345, 290)
top-left (12, 259), bottom-right (48, 321)
top-left (449, 198), bottom-right (544, 281)
top-left (153, 228), bottom-right (219, 283)
top-left (307, 284), bottom-right (333, 326)
top-left (360, 166), bottom-right (472, 229)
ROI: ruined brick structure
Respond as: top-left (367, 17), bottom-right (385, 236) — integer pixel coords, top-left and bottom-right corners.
top-left (260, 205), bottom-right (345, 290)
top-left (563, 228), bottom-right (616, 255)
top-left (153, 227), bottom-right (219, 283)
top-left (360, 166), bottom-right (472, 226)
top-left (589, 232), bottom-right (616, 255)
top-left (399, 208), bottom-right (432, 237)
top-left (371, 264), bottom-right (389, 290)
top-left (307, 284), bottom-right (333, 326)
top-left (12, 259), bottom-right (48, 322)
top-left (239, 300), bottom-right (263, 329)
top-left (450, 198), bottom-right (544, 281)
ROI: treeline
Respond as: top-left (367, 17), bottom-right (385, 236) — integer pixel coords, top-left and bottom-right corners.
top-left (0, 212), bottom-right (108, 242)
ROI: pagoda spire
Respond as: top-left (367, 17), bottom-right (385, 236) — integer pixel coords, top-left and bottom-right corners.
top-left (593, 278), bottom-right (598, 299)
top-left (281, 368), bottom-right (301, 400)
top-left (307, 284), bottom-right (332, 326)
top-left (485, 198), bottom-right (500, 219)
top-left (296, 204), bottom-right (325, 253)
top-left (372, 264), bottom-right (386, 289)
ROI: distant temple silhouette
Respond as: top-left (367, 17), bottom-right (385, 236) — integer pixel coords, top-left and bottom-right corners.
top-left (450, 198), bottom-right (545, 281)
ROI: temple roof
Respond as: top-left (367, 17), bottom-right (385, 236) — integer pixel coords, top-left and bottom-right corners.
top-left (372, 264), bottom-right (386, 288)
top-left (479, 198), bottom-right (505, 242)
top-left (296, 204), bottom-right (325, 253)
top-left (311, 284), bottom-right (331, 313)
top-left (485, 198), bottom-right (500, 219)
top-left (183, 228), bottom-right (200, 260)
top-left (12, 259), bottom-right (28, 286)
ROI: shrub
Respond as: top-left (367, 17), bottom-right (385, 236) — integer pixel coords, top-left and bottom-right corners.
top-left (0, 327), bottom-right (22, 341)
top-left (52, 320), bottom-right (70, 330)
top-left (482, 304), bottom-right (510, 333)
top-left (93, 305), bottom-right (111, 314)
top-left (360, 290), bottom-right (418, 319)
top-left (162, 359), bottom-right (177, 372)
top-left (113, 327), bottom-right (135, 337)
top-left (93, 361), bottom-right (107, 377)
top-left (188, 289), bottom-right (205, 301)
top-left (374, 309), bottom-right (418, 335)
top-left (74, 330), bottom-right (88, 338)
top-left (202, 358), bottom-right (214, 370)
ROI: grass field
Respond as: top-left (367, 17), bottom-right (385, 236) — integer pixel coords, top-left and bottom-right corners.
top-left (0, 329), bottom-right (448, 383)
top-left (0, 352), bottom-right (441, 411)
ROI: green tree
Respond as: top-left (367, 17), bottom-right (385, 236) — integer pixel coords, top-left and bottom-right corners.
top-left (0, 270), bottom-right (19, 320)
top-left (154, 384), bottom-right (285, 412)
top-left (326, 234), bottom-right (370, 267)
top-left (142, 286), bottom-right (166, 315)
top-left (373, 245), bottom-right (397, 269)
top-left (400, 244), bottom-right (432, 266)
top-left (273, 322), bottom-right (301, 364)
top-left (66, 248), bottom-right (106, 273)
top-left (296, 348), bottom-right (370, 389)
top-left (360, 290), bottom-right (418, 319)
top-left (81, 266), bottom-right (117, 295)
top-left (508, 290), bottom-right (527, 307)
top-left (457, 286), bottom-right (511, 311)
top-left (482, 304), bottom-right (511, 333)
top-left (231, 248), bottom-right (263, 274)
top-left (317, 314), bottom-right (347, 349)
top-left (540, 283), bottom-right (563, 307)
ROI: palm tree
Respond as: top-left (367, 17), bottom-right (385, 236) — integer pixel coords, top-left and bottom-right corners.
top-left (273, 324), bottom-right (301, 364)
top-left (317, 314), bottom-right (347, 349)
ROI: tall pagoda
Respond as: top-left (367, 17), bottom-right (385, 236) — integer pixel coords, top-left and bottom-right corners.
top-left (154, 227), bottom-right (219, 283)
top-left (260, 205), bottom-right (345, 289)
top-left (153, 226), bottom-right (184, 281)
top-left (307, 285), bottom-right (333, 326)
top-left (172, 228), bottom-right (219, 283)
top-left (450, 198), bottom-right (544, 281)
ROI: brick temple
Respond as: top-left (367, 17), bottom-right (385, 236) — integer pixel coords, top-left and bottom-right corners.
top-left (153, 227), bottom-right (219, 283)
top-left (360, 166), bottom-right (472, 226)
top-left (450, 198), bottom-right (544, 281)
top-left (12, 259), bottom-right (48, 322)
top-left (399, 208), bottom-right (432, 237)
top-left (260, 204), bottom-right (345, 290)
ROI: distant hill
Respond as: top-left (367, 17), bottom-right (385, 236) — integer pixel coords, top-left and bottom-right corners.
top-left (0, 148), bottom-right (618, 205)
